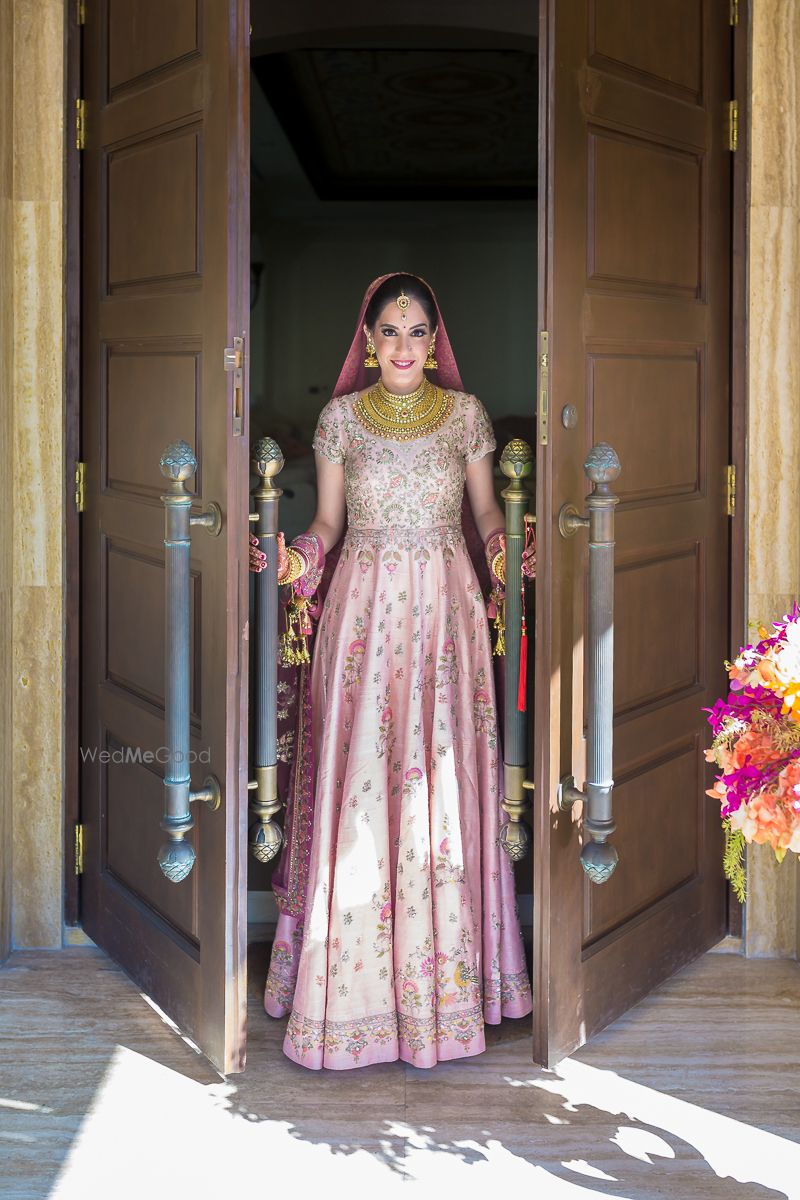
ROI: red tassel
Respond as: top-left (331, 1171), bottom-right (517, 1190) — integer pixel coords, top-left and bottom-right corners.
top-left (517, 615), bottom-right (528, 712)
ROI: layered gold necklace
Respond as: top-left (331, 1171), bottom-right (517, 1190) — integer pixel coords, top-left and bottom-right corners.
top-left (354, 378), bottom-right (454, 442)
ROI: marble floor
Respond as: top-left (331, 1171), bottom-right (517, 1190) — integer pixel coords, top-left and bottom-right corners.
top-left (1, 946), bottom-right (799, 1199)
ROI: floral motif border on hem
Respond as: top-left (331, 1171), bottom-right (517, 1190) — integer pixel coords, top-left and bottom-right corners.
top-left (285, 977), bottom-right (532, 1067)
top-left (484, 970), bottom-right (532, 1010)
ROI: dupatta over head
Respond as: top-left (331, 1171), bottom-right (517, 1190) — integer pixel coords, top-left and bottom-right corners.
top-left (271, 273), bottom-right (494, 919)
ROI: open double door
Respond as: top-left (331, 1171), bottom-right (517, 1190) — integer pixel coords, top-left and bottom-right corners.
top-left (80, 0), bottom-right (732, 1073)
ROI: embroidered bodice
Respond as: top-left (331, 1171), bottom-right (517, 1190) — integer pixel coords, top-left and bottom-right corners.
top-left (312, 390), bottom-right (496, 530)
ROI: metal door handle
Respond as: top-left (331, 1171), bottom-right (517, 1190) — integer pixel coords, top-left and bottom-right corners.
top-left (499, 439), bottom-right (535, 861)
top-left (158, 440), bottom-right (222, 883)
top-left (247, 437), bottom-right (285, 863)
top-left (557, 443), bottom-right (621, 884)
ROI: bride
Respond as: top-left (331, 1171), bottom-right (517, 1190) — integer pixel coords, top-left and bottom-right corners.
top-left (255, 272), bottom-right (533, 1070)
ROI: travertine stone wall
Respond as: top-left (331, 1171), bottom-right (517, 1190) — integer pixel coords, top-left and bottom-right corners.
top-left (746, 0), bottom-right (800, 957)
top-left (0, 0), bottom-right (14, 960)
top-left (0, 0), bottom-right (64, 951)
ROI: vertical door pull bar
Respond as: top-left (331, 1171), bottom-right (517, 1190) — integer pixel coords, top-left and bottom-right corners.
top-left (557, 443), bottom-right (621, 884)
top-left (499, 438), bottom-right (536, 861)
top-left (159, 440), bottom-right (222, 883)
top-left (248, 437), bottom-right (285, 863)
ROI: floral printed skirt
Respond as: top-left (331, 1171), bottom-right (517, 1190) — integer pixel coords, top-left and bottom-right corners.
top-left (265, 525), bottom-right (532, 1069)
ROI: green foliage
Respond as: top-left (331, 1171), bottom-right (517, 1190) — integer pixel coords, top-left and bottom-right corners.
top-left (723, 821), bottom-right (747, 903)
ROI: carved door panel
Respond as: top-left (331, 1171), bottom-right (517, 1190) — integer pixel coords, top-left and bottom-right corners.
top-left (80, 0), bottom-right (251, 1072)
top-left (534, 0), bottom-right (731, 1064)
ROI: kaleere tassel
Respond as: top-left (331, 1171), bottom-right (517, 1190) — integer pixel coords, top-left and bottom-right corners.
top-left (279, 532), bottom-right (325, 667)
top-left (280, 594), bottom-right (313, 665)
top-left (487, 586), bottom-right (506, 657)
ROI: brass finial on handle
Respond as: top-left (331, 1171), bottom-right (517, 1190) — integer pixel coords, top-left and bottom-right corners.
top-left (160, 439), bottom-right (197, 487)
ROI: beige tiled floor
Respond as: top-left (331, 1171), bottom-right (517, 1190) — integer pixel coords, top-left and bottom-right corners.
top-left (1, 946), bottom-right (799, 1198)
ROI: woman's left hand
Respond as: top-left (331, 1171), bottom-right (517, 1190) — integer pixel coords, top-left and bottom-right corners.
top-left (521, 534), bottom-right (536, 579)
top-left (491, 534), bottom-right (536, 584)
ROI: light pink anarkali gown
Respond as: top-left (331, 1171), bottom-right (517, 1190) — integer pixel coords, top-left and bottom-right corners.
top-left (267, 387), bottom-right (532, 1069)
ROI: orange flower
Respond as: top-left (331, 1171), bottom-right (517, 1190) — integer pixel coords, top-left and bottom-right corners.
top-left (729, 729), bottom-right (776, 771)
top-left (730, 788), bottom-right (800, 855)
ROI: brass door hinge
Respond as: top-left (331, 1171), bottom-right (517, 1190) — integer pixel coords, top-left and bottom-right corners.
top-left (74, 461), bottom-right (86, 512)
top-left (76, 98), bottom-right (86, 150)
top-left (726, 464), bottom-right (736, 517)
top-left (728, 100), bottom-right (739, 152)
top-left (77, 0), bottom-right (86, 24)
top-left (74, 823), bottom-right (84, 875)
top-left (538, 330), bottom-right (549, 446)
top-left (730, 0), bottom-right (739, 24)
top-left (224, 335), bottom-right (245, 437)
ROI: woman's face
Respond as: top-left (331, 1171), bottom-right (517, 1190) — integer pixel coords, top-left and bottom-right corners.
top-left (365, 296), bottom-right (435, 395)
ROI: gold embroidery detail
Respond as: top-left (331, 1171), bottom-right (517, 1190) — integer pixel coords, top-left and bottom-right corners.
top-left (354, 381), bottom-right (454, 442)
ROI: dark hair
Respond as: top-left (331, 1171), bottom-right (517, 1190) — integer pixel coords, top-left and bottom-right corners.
top-left (364, 274), bottom-right (438, 332)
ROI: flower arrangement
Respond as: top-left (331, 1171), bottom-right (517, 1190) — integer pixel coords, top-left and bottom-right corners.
top-left (706, 605), bottom-right (800, 901)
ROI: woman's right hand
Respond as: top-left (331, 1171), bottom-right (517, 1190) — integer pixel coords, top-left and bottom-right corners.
top-left (249, 533), bottom-right (266, 574)
top-left (249, 531), bottom-right (291, 579)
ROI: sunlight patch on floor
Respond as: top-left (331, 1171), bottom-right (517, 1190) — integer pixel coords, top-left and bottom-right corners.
top-left (514, 1057), bottom-right (800, 1196)
top-left (50, 1047), bottom-right (404, 1199)
top-left (48, 1044), bottom-right (800, 1199)
top-left (0, 1097), bottom-right (52, 1113)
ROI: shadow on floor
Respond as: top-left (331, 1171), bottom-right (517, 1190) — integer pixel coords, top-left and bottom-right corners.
top-left (1, 947), bottom-right (799, 1199)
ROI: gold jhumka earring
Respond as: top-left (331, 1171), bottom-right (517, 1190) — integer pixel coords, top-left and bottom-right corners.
top-left (364, 332), bottom-right (378, 369)
top-left (424, 333), bottom-right (438, 371)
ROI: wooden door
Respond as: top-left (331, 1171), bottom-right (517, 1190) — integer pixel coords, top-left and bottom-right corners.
top-left (80, 0), bottom-right (251, 1073)
top-left (534, 0), bottom-right (731, 1065)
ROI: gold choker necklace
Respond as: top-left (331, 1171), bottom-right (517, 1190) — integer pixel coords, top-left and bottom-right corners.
top-left (354, 378), bottom-right (454, 441)
top-left (375, 379), bottom-right (428, 411)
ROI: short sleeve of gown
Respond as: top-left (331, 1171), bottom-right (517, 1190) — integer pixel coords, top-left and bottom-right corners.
top-left (312, 396), bottom-right (347, 464)
top-left (464, 395), bottom-right (497, 463)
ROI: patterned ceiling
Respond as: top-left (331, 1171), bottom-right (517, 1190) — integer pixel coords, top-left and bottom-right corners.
top-left (252, 49), bottom-right (537, 199)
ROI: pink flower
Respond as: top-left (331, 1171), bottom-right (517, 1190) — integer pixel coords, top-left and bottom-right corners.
top-left (420, 956), bottom-right (435, 977)
top-left (405, 767), bottom-right (423, 783)
top-left (380, 901), bottom-right (392, 922)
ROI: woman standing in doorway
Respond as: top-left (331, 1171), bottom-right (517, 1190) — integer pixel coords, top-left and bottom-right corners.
top-left (255, 273), bottom-right (533, 1070)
